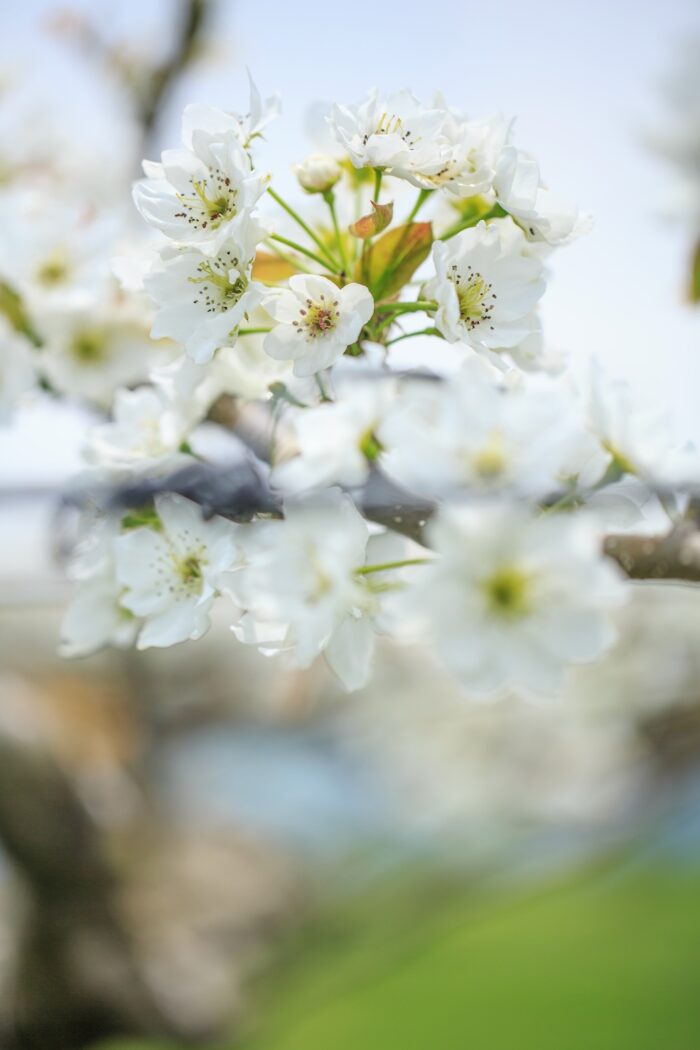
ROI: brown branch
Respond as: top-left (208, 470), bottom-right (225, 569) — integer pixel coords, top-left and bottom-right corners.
top-left (138, 0), bottom-right (212, 145)
top-left (604, 525), bottom-right (700, 584)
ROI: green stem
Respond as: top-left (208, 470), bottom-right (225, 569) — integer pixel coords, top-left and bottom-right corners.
top-left (355, 557), bottom-right (432, 576)
top-left (324, 190), bottom-right (348, 273)
top-left (269, 233), bottom-right (339, 274)
top-left (238, 326), bottom-right (273, 336)
top-left (405, 188), bottom-right (433, 224)
top-left (373, 168), bottom-right (383, 201)
top-left (264, 239), bottom-right (313, 275)
top-left (315, 373), bottom-right (332, 402)
top-left (267, 187), bottom-right (340, 269)
top-left (385, 326), bottom-right (440, 346)
top-left (375, 300), bottom-right (437, 315)
top-left (439, 203), bottom-right (506, 241)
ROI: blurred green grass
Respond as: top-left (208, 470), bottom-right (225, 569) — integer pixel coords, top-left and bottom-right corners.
top-left (96, 861), bottom-right (700, 1050)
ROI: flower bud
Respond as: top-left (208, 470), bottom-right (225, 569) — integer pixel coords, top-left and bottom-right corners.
top-left (293, 154), bottom-right (342, 194)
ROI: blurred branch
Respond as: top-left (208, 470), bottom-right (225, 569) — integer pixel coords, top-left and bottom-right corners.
top-left (604, 525), bottom-right (700, 584)
top-left (0, 726), bottom-right (183, 1048)
top-left (49, 0), bottom-right (214, 151)
top-left (137, 0), bottom-right (212, 145)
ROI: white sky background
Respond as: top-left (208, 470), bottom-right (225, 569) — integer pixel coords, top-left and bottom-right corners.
top-left (1, 0), bottom-right (699, 492)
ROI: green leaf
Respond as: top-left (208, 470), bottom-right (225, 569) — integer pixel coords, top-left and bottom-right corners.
top-left (690, 239), bottom-right (700, 304)
top-left (355, 222), bottom-right (433, 300)
top-left (0, 281), bottom-right (42, 346)
top-left (121, 506), bottom-right (162, 532)
top-left (349, 200), bottom-right (394, 240)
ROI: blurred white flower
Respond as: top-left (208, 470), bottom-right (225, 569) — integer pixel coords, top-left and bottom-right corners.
top-left (145, 234), bottom-right (265, 364)
top-left (494, 146), bottom-right (590, 244)
top-left (226, 489), bottom-right (399, 690)
top-left (272, 379), bottom-right (394, 492)
top-left (263, 274), bottom-right (373, 377)
top-left (60, 520), bottom-right (138, 658)
top-left (425, 219), bottom-right (544, 359)
top-left (0, 321), bottom-right (36, 423)
top-left (39, 304), bottom-right (171, 406)
top-left (293, 153), bottom-right (342, 194)
top-left (379, 359), bottom-right (578, 499)
top-left (412, 503), bottom-right (623, 696)
top-left (0, 192), bottom-right (117, 312)
top-left (115, 494), bottom-right (239, 650)
top-left (588, 364), bottom-right (700, 485)
top-left (83, 385), bottom-right (193, 473)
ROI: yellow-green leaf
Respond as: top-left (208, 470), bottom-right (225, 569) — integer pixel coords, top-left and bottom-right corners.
top-left (690, 239), bottom-right (700, 304)
top-left (252, 251), bottom-right (300, 284)
top-left (355, 222), bottom-right (433, 299)
top-left (0, 281), bottom-right (42, 346)
top-left (349, 200), bottom-right (394, 240)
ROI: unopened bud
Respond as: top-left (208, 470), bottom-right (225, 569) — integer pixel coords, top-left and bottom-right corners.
top-left (293, 154), bottom-right (342, 194)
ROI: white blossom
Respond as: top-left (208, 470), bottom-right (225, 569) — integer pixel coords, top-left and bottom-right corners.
top-left (226, 489), bottom-right (399, 690)
top-left (60, 520), bottom-right (139, 658)
top-left (181, 75), bottom-right (281, 152)
top-left (328, 89), bottom-right (448, 177)
top-left (588, 364), bottom-right (700, 485)
top-left (145, 233), bottom-right (265, 363)
top-left (272, 379), bottom-right (394, 492)
top-left (411, 503), bottom-right (622, 696)
top-left (494, 146), bottom-right (589, 245)
top-left (0, 321), bottom-right (36, 423)
top-left (115, 494), bottom-right (239, 650)
top-left (263, 274), bottom-right (373, 377)
top-left (39, 303), bottom-right (172, 405)
top-left (133, 117), bottom-right (266, 249)
top-left (379, 359), bottom-right (578, 499)
top-left (425, 219), bottom-right (545, 359)
top-left (406, 113), bottom-right (509, 197)
top-left (0, 192), bottom-right (117, 311)
top-left (83, 385), bottom-right (193, 473)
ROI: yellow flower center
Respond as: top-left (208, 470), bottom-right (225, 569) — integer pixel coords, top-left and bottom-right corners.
top-left (482, 565), bottom-right (531, 619)
top-left (70, 327), bottom-right (107, 364)
top-left (293, 294), bottom-right (340, 340)
top-left (450, 263), bottom-right (496, 331)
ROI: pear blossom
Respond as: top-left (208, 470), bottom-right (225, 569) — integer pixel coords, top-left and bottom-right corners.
top-left (406, 113), bottom-right (509, 197)
top-left (115, 494), bottom-right (239, 650)
top-left (378, 359), bottom-right (577, 499)
top-left (83, 385), bottom-right (193, 473)
top-left (39, 304), bottom-right (171, 405)
top-left (272, 379), bottom-right (395, 492)
top-left (133, 119), bottom-right (266, 249)
top-left (412, 503), bottom-right (623, 696)
top-left (588, 365), bottom-right (700, 485)
top-left (0, 322), bottom-right (36, 423)
top-left (145, 234), bottom-right (265, 363)
top-left (494, 146), bottom-right (589, 245)
top-left (60, 520), bottom-right (139, 658)
top-left (0, 192), bottom-right (117, 311)
top-left (181, 76), bottom-right (281, 151)
top-left (226, 489), bottom-right (401, 690)
top-left (263, 274), bottom-right (373, 377)
top-left (328, 89), bottom-right (447, 178)
top-left (425, 219), bottom-right (545, 359)
top-left (293, 153), bottom-right (342, 194)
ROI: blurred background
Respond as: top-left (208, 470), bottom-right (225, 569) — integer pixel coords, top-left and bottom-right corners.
top-left (1, 1), bottom-right (700, 1047)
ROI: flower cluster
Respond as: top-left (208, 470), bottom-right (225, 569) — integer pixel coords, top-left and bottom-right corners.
top-left (37, 79), bottom-right (699, 699)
